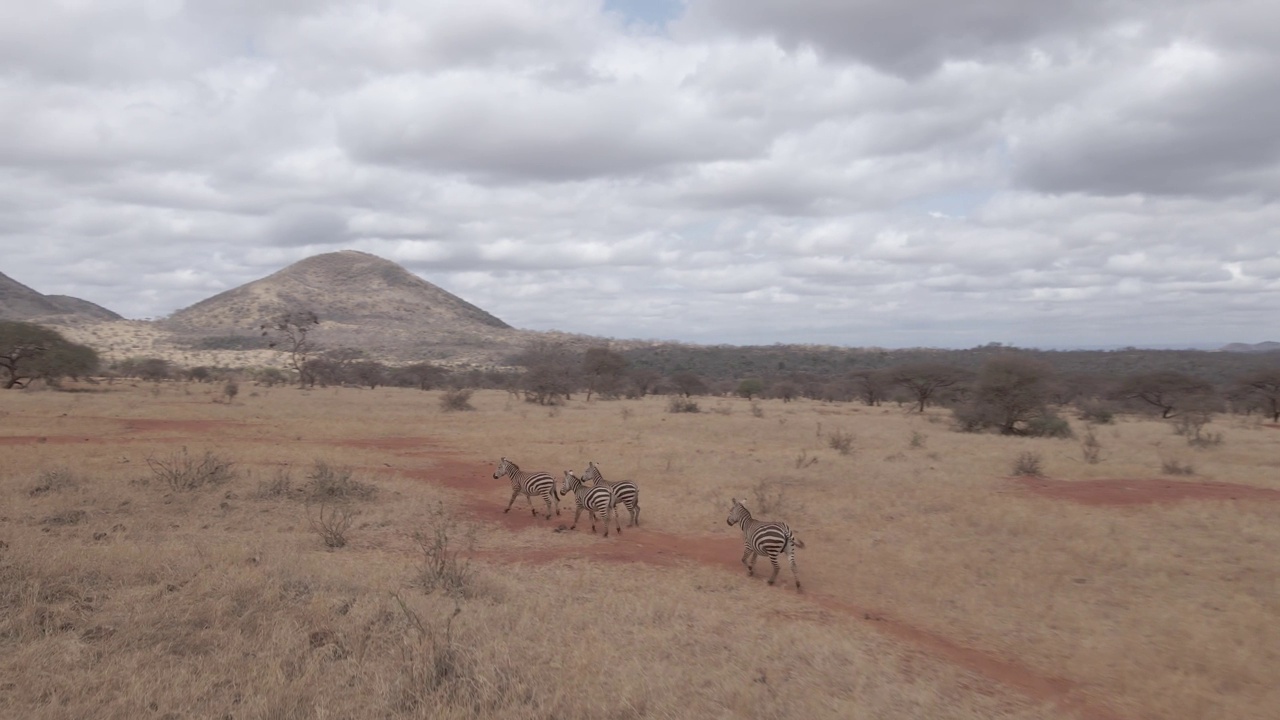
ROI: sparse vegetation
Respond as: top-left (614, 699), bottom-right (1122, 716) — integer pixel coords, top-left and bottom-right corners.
top-left (1081, 428), bottom-right (1104, 464)
top-left (666, 396), bottom-right (700, 413)
top-left (305, 461), bottom-right (377, 500)
top-left (2, 383), bottom-right (1278, 720)
top-left (827, 429), bottom-right (855, 455)
top-left (440, 388), bottom-right (475, 412)
top-left (145, 447), bottom-right (237, 491)
top-left (306, 500), bottom-right (356, 548)
top-left (1161, 458), bottom-right (1197, 476)
top-left (1011, 451), bottom-right (1044, 477)
top-left (28, 467), bottom-right (79, 496)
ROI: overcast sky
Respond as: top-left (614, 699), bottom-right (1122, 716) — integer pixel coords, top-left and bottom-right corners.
top-left (2, 0), bottom-right (1278, 349)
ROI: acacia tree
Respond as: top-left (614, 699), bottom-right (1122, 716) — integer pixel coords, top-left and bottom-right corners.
top-left (851, 369), bottom-right (891, 406)
top-left (1235, 368), bottom-right (1280, 421)
top-left (1112, 370), bottom-right (1214, 418)
top-left (0, 321), bottom-right (99, 389)
top-left (890, 362), bottom-right (969, 413)
top-left (956, 355), bottom-right (1056, 434)
top-left (260, 310), bottom-right (320, 388)
top-left (669, 371), bottom-right (707, 397)
top-left (581, 347), bottom-right (628, 401)
top-left (512, 340), bottom-right (577, 405)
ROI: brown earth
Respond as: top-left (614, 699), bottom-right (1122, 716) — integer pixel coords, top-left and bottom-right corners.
top-left (20, 423), bottom-right (1259, 719)
top-left (1015, 476), bottom-right (1280, 506)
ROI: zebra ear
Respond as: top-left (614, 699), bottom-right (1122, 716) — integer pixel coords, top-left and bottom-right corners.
top-left (731, 497), bottom-right (738, 505)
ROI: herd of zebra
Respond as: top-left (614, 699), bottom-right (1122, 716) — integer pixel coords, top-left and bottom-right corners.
top-left (491, 457), bottom-right (805, 590)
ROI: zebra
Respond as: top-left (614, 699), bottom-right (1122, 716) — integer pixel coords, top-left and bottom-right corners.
top-left (561, 470), bottom-right (619, 537)
top-left (582, 461), bottom-right (640, 527)
top-left (726, 498), bottom-right (805, 590)
top-left (492, 457), bottom-right (560, 519)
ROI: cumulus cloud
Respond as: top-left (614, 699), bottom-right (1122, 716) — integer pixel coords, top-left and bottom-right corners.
top-left (0, 0), bottom-right (1277, 349)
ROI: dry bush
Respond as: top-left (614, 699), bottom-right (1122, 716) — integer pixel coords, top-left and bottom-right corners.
top-left (1081, 427), bottom-right (1104, 464)
top-left (794, 450), bottom-right (819, 469)
top-left (305, 461), bottom-right (377, 500)
top-left (306, 500), bottom-right (356, 548)
top-left (750, 401), bottom-right (765, 418)
top-left (666, 397), bottom-right (700, 413)
top-left (145, 447), bottom-right (237, 491)
top-left (1174, 412), bottom-right (1224, 448)
top-left (750, 478), bottom-right (789, 517)
top-left (440, 388), bottom-right (475, 412)
top-left (413, 503), bottom-right (476, 599)
top-left (28, 467), bottom-right (79, 496)
top-left (909, 431), bottom-right (927, 449)
top-left (1077, 401), bottom-right (1116, 424)
top-left (1011, 451), bottom-right (1044, 477)
top-left (827, 429), bottom-right (854, 455)
top-left (1161, 458), bottom-right (1196, 476)
top-left (253, 466), bottom-right (295, 499)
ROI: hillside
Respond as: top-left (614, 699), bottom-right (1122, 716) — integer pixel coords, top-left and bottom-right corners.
top-left (0, 271), bottom-right (122, 323)
top-left (161, 250), bottom-right (524, 363)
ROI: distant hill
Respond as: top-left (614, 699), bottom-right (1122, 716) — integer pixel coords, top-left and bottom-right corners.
top-left (162, 250), bottom-right (524, 362)
top-left (0, 271), bottom-right (122, 323)
top-left (1219, 341), bottom-right (1280, 353)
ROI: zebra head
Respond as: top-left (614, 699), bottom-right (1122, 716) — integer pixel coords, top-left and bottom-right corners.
top-left (583, 461), bottom-right (603, 485)
top-left (562, 470), bottom-right (582, 495)
top-left (493, 457), bottom-right (514, 479)
top-left (727, 498), bottom-right (750, 526)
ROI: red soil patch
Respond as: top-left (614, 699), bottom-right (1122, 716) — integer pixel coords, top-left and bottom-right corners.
top-left (1017, 476), bottom-right (1280, 506)
top-left (0, 435), bottom-right (104, 445)
top-left (391, 455), bottom-right (1128, 720)
top-left (118, 418), bottom-right (248, 433)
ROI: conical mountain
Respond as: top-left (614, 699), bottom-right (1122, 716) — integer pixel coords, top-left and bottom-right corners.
top-left (0, 270), bottom-right (122, 323)
top-left (163, 250), bottom-right (518, 361)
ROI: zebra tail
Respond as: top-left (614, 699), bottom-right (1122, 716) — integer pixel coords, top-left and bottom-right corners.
top-left (790, 534), bottom-right (805, 550)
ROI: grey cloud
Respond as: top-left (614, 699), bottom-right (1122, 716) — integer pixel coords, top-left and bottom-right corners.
top-left (686, 0), bottom-right (1172, 77)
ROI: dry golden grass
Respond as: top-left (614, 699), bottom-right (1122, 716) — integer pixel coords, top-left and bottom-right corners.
top-left (2, 382), bottom-right (1278, 719)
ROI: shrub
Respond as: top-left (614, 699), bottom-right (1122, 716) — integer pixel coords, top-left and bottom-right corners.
top-left (909, 431), bottom-right (927, 449)
top-left (1011, 451), bottom-right (1043, 477)
top-left (253, 467), bottom-right (295, 499)
top-left (1077, 402), bottom-right (1116, 424)
top-left (1024, 411), bottom-right (1075, 439)
top-left (145, 448), bottom-right (237, 491)
top-left (750, 401), bottom-right (765, 418)
top-left (307, 500), bottom-right (355, 548)
top-left (1161, 458), bottom-right (1196, 476)
top-left (439, 388), bottom-right (474, 412)
top-left (667, 397), bottom-right (700, 413)
top-left (306, 461), bottom-right (377, 500)
top-left (414, 503), bottom-right (476, 599)
top-left (1081, 427), bottom-right (1104, 464)
top-left (223, 381), bottom-right (239, 403)
top-left (29, 467), bottom-right (79, 496)
top-left (826, 429), bottom-right (854, 455)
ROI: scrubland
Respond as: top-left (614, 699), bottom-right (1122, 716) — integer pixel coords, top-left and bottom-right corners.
top-left (2, 382), bottom-right (1278, 719)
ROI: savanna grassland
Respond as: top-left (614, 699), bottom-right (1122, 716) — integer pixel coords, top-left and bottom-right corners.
top-left (2, 382), bottom-right (1278, 720)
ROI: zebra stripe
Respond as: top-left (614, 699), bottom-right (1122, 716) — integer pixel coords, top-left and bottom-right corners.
top-left (492, 457), bottom-right (560, 519)
top-left (582, 461), bottom-right (640, 527)
top-left (726, 498), bottom-right (804, 590)
top-left (561, 471), bottom-right (619, 537)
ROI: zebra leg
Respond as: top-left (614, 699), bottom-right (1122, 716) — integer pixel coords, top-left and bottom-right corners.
top-left (767, 554), bottom-right (781, 586)
top-left (504, 488), bottom-right (520, 513)
top-left (741, 547), bottom-right (755, 576)
top-left (632, 502), bottom-right (640, 527)
top-left (612, 503), bottom-right (622, 534)
top-left (571, 505), bottom-right (584, 530)
top-left (526, 492), bottom-right (538, 517)
top-left (543, 492), bottom-right (554, 520)
top-left (589, 509), bottom-right (599, 534)
top-left (789, 546), bottom-right (801, 590)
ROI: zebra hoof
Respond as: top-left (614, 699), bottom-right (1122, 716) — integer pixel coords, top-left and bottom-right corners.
top-left (767, 580), bottom-right (776, 586)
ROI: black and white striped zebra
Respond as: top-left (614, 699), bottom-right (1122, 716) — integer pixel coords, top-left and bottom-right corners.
top-left (726, 498), bottom-right (805, 590)
top-left (582, 461), bottom-right (640, 527)
top-left (492, 457), bottom-right (560, 519)
top-left (561, 470), bottom-right (619, 537)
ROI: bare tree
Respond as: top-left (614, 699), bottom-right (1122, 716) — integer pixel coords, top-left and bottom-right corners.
top-left (850, 369), bottom-right (891, 406)
top-left (260, 310), bottom-right (320, 388)
top-left (512, 340), bottom-right (577, 405)
top-left (670, 371), bottom-right (707, 397)
top-left (1112, 370), bottom-right (1215, 418)
top-left (890, 362), bottom-right (969, 413)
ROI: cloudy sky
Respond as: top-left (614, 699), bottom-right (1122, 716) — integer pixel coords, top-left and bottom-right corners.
top-left (2, 0), bottom-right (1278, 349)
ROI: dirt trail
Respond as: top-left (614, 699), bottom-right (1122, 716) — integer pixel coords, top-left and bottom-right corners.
top-left (366, 443), bottom-right (1131, 720)
top-left (1016, 476), bottom-right (1280, 506)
